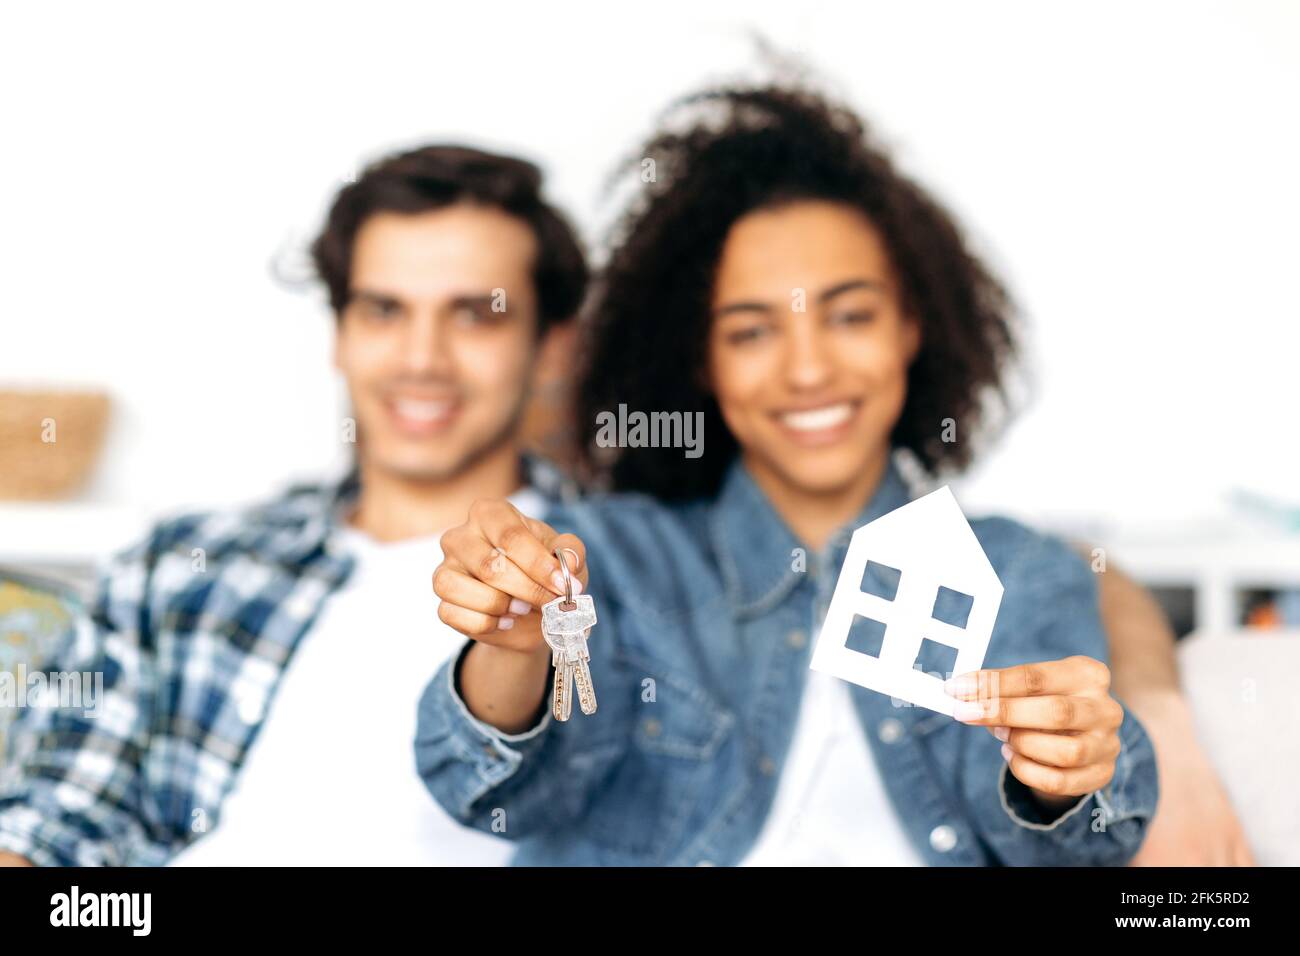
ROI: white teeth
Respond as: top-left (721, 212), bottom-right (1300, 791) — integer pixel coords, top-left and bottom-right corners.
top-left (392, 399), bottom-right (454, 422)
top-left (779, 403), bottom-right (854, 431)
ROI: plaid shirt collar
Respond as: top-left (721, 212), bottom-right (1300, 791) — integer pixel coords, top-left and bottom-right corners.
top-left (263, 467), bottom-right (362, 568)
top-left (262, 453), bottom-right (574, 569)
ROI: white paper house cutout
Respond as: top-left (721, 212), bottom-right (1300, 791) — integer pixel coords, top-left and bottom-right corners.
top-left (809, 486), bottom-right (1003, 717)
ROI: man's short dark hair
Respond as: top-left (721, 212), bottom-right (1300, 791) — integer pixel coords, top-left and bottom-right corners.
top-left (311, 144), bottom-right (587, 332)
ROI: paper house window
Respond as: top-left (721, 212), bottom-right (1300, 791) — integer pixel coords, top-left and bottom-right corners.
top-left (931, 585), bottom-right (974, 629)
top-left (845, 615), bottom-right (887, 657)
top-left (914, 637), bottom-right (959, 677)
top-left (861, 561), bottom-right (901, 601)
top-left (810, 486), bottom-right (1004, 717)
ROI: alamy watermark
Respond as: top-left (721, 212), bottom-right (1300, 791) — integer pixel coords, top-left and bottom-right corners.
top-left (594, 404), bottom-right (704, 459)
top-left (0, 664), bottom-right (104, 718)
top-left (50, 886), bottom-right (151, 936)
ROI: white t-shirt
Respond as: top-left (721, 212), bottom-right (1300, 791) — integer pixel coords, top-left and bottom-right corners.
top-left (741, 669), bottom-right (925, 866)
top-left (171, 487), bottom-right (545, 866)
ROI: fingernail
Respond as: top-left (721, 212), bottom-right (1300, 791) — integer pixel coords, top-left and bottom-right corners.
top-left (953, 701), bottom-right (985, 722)
top-left (497, 616), bottom-right (515, 631)
top-left (944, 674), bottom-right (979, 698)
top-left (548, 572), bottom-right (583, 596)
top-left (993, 726), bottom-right (1010, 742)
top-left (508, 599), bottom-right (532, 616)
top-left (1000, 743), bottom-right (1013, 762)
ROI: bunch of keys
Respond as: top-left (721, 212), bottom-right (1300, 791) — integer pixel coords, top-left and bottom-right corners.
top-left (540, 547), bottom-right (597, 721)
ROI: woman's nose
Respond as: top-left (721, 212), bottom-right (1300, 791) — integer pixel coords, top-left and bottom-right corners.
top-left (782, 319), bottom-right (833, 389)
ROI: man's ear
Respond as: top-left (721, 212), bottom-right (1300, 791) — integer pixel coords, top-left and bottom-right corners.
top-left (531, 318), bottom-right (575, 384)
top-left (331, 317), bottom-right (345, 372)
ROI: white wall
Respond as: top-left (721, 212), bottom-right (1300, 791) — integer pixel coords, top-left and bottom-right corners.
top-left (2, 0), bottom-right (1296, 527)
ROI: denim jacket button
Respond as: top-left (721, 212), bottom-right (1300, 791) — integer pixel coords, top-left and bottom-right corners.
top-left (877, 718), bottom-right (904, 744)
top-left (643, 718), bottom-right (663, 738)
top-left (929, 825), bottom-right (958, 853)
top-left (786, 629), bottom-right (807, 649)
top-left (758, 756), bottom-right (777, 776)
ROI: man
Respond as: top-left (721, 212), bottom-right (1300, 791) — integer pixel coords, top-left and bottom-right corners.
top-left (0, 144), bottom-right (587, 865)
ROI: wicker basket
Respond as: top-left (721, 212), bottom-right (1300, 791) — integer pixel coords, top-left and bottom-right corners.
top-left (0, 389), bottom-right (110, 499)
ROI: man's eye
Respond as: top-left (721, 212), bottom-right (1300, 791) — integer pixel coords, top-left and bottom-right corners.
top-left (453, 305), bottom-right (496, 326)
top-left (360, 301), bottom-right (400, 321)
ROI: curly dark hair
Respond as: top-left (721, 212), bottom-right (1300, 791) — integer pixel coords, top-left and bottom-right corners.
top-left (576, 84), bottom-right (1019, 499)
top-left (311, 144), bottom-right (587, 333)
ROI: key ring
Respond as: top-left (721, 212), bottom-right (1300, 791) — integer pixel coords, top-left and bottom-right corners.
top-left (554, 547), bottom-right (578, 611)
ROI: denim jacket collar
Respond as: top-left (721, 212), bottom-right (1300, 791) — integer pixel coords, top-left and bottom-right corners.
top-left (708, 454), bottom-right (913, 619)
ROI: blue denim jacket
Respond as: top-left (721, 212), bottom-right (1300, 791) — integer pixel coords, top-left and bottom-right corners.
top-left (416, 458), bottom-right (1158, 865)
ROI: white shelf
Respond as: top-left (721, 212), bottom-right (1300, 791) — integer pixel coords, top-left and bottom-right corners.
top-left (0, 501), bottom-right (145, 567)
top-left (1105, 530), bottom-right (1300, 633)
top-left (1108, 536), bottom-right (1300, 580)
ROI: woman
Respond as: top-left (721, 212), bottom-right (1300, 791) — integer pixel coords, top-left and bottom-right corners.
top-left (415, 85), bottom-right (1157, 865)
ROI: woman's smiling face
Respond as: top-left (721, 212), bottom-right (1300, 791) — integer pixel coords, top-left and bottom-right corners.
top-left (707, 199), bottom-right (921, 501)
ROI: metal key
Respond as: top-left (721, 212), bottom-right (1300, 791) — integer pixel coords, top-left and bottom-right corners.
top-left (540, 549), bottom-right (598, 720)
top-left (542, 593), bottom-right (597, 718)
top-left (547, 642), bottom-right (574, 721)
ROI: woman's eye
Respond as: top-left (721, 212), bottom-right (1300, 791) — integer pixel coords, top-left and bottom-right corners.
top-left (725, 325), bottom-right (771, 345)
top-left (362, 301), bottom-right (400, 321)
top-left (830, 310), bottom-right (876, 326)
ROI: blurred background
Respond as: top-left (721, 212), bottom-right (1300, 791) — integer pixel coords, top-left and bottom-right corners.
top-left (1, 0), bottom-right (1297, 858)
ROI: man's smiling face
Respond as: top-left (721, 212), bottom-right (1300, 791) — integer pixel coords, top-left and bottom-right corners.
top-left (334, 204), bottom-right (542, 482)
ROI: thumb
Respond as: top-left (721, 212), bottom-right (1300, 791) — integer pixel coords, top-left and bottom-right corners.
top-left (522, 517), bottom-right (588, 592)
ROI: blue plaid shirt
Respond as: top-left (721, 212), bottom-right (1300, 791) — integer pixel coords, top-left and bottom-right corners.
top-left (0, 461), bottom-right (568, 866)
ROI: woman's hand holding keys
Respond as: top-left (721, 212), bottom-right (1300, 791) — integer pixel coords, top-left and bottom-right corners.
top-left (432, 498), bottom-right (589, 733)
